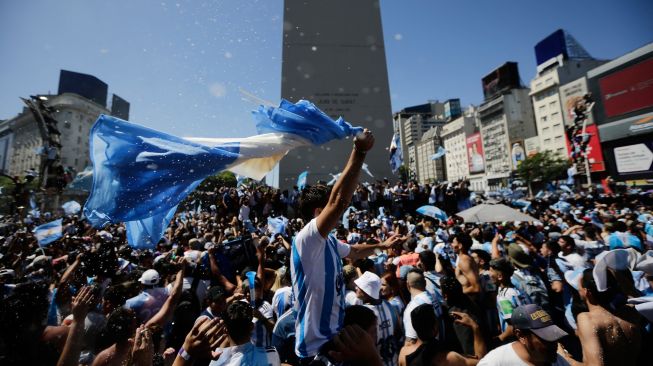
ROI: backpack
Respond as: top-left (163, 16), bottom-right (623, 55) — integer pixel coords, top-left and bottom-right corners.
top-left (512, 268), bottom-right (550, 311)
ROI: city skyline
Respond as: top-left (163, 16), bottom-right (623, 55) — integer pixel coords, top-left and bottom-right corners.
top-left (1, 0), bottom-right (652, 139)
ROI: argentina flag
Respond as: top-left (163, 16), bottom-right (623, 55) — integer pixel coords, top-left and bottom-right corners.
top-left (33, 218), bottom-right (63, 246)
top-left (389, 132), bottom-right (403, 174)
top-left (84, 99), bottom-right (363, 249)
top-left (430, 146), bottom-right (447, 160)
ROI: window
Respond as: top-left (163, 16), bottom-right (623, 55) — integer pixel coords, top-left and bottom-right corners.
top-left (540, 116), bottom-right (548, 123)
top-left (553, 123), bottom-right (561, 130)
top-left (554, 135), bottom-right (563, 143)
top-left (557, 148), bottom-right (566, 154)
top-left (544, 138), bottom-right (551, 145)
top-left (542, 127), bottom-right (550, 134)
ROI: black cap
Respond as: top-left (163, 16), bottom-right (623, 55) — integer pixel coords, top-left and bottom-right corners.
top-left (511, 304), bottom-right (567, 342)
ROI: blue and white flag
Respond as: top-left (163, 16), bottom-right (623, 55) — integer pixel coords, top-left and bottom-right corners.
top-left (267, 216), bottom-right (288, 235)
top-left (297, 171), bottom-right (308, 190)
top-left (361, 163), bottom-right (374, 178)
top-left (430, 146), bottom-right (447, 160)
top-left (62, 200), bottom-right (82, 215)
top-left (83, 99), bottom-right (362, 249)
top-left (236, 174), bottom-right (246, 187)
top-left (560, 184), bottom-right (574, 194)
top-left (327, 172), bottom-right (341, 186)
top-left (342, 206), bottom-right (356, 230)
top-left (33, 218), bottom-right (63, 246)
top-left (389, 132), bottom-right (403, 174)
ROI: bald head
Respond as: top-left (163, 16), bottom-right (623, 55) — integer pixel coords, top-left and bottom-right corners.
top-left (407, 269), bottom-right (426, 290)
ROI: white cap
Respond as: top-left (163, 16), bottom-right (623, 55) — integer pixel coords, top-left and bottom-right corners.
top-left (139, 269), bottom-right (160, 286)
top-left (354, 271), bottom-right (381, 300)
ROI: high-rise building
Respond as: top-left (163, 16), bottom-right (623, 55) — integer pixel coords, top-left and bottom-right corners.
top-left (529, 30), bottom-right (605, 157)
top-left (276, 0), bottom-right (393, 188)
top-left (478, 62), bottom-right (537, 190)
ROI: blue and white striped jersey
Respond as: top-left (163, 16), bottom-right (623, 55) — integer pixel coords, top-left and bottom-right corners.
top-left (496, 286), bottom-right (530, 332)
top-left (251, 300), bottom-right (273, 348)
top-left (291, 219), bottom-right (351, 358)
top-left (365, 300), bottom-right (400, 366)
top-left (272, 286), bottom-right (294, 319)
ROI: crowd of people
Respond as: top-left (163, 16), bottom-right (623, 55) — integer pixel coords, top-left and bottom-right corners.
top-left (1, 128), bottom-right (652, 366)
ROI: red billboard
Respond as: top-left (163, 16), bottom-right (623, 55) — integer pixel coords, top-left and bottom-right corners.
top-left (599, 58), bottom-right (653, 118)
top-left (466, 132), bottom-right (485, 174)
top-left (566, 124), bottom-right (605, 172)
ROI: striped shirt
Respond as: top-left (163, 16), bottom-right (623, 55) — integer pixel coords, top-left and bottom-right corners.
top-left (366, 300), bottom-right (400, 366)
top-left (272, 286), bottom-right (294, 319)
top-left (252, 300), bottom-right (273, 347)
top-left (496, 286), bottom-right (530, 332)
top-left (291, 219), bottom-right (351, 358)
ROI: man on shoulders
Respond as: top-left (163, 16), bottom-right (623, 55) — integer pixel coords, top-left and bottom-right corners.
top-left (291, 129), bottom-right (402, 361)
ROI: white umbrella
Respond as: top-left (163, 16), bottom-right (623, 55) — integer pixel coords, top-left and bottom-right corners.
top-left (455, 203), bottom-right (537, 223)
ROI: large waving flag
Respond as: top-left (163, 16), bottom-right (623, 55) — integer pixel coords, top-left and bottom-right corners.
top-left (84, 99), bottom-right (363, 249)
top-left (389, 132), bottom-right (403, 174)
top-left (34, 218), bottom-right (63, 246)
top-left (430, 146), bottom-right (447, 160)
top-left (297, 171), bottom-right (308, 190)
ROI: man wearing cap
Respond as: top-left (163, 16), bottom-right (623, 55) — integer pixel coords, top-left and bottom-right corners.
top-left (125, 269), bottom-right (170, 323)
top-left (508, 244), bottom-right (550, 311)
top-left (478, 304), bottom-right (569, 366)
top-left (355, 271), bottom-right (401, 366)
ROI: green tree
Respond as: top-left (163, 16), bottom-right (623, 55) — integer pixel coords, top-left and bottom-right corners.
top-left (516, 151), bottom-right (569, 196)
top-left (398, 165), bottom-right (409, 183)
top-left (199, 171), bottom-right (237, 190)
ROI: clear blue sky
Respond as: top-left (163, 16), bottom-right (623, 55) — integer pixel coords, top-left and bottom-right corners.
top-left (1, 0), bottom-right (652, 138)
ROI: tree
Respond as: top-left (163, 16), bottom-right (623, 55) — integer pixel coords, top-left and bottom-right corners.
top-left (516, 151), bottom-right (569, 197)
top-left (398, 165), bottom-right (410, 184)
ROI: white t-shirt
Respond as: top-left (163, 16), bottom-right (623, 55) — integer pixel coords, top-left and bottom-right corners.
top-left (478, 343), bottom-right (570, 366)
top-left (252, 300), bottom-right (274, 347)
top-left (403, 291), bottom-right (442, 340)
top-left (291, 218), bottom-right (351, 358)
top-left (345, 289), bottom-right (363, 307)
top-left (210, 342), bottom-right (280, 366)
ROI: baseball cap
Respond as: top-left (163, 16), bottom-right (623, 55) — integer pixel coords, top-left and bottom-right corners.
top-left (354, 271), bottom-right (381, 300)
top-left (511, 304), bottom-right (567, 342)
top-left (139, 269), bottom-right (161, 286)
top-left (508, 243), bottom-right (532, 269)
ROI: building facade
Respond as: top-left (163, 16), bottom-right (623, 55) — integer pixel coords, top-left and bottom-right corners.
top-left (2, 93), bottom-right (110, 176)
top-left (441, 115), bottom-right (470, 182)
top-left (587, 42), bottom-right (653, 182)
top-left (415, 125), bottom-right (446, 184)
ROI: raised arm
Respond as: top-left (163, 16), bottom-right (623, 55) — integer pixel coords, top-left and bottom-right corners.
top-left (146, 260), bottom-right (186, 329)
top-left (316, 130), bottom-right (374, 237)
top-left (57, 286), bottom-right (95, 366)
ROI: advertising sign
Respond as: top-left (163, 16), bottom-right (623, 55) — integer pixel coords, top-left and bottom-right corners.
top-left (524, 136), bottom-right (540, 157)
top-left (466, 132), bottom-right (485, 174)
top-left (482, 62), bottom-right (521, 101)
top-left (614, 142), bottom-right (653, 174)
top-left (599, 58), bottom-right (653, 118)
top-left (565, 124), bottom-right (605, 172)
top-left (560, 77), bottom-right (593, 126)
top-left (511, 142), bottom-right (526, 168)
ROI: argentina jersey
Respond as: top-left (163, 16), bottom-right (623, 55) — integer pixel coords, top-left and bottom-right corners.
top-left (365, 300), bottom-right (400, 366)
top-left (291, 219), bottom-right (351, 358)
top-left (272, 286), bottom-right (294, 319)
top-left (251, 300), bottom-right (274, 347)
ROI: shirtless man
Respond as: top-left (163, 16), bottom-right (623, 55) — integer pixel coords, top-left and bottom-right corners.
top-left (452, 232), bottom-right (480, 298)
top-left (560, 268), bottom-right (642, 366)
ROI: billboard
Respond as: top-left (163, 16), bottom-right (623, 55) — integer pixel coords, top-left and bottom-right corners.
top-left (613, 142), bottom-right (653, 174)
top-left (598, 58), bottom-right (653, 119)
top-left (58, 70), bottom-right (108, 107)
top-left (482, 62), bottom-right (521, 101)
top-left (524, 136), bottom-right (540, 157)
top-left (466, 132), bottom-right (485, 174)
top-left (560, 77), bottom-right (593, 126)
top-left (565, 124), bottom-right (605, 172)
top-left (511, 141), bottom-right (526, 168)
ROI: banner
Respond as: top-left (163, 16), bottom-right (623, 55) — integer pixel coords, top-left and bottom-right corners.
top-left (466, 132), bottom-right (485, 174)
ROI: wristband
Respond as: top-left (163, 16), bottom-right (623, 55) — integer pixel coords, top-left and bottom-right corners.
top-left (178, 347), bottom-right (192, 361)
